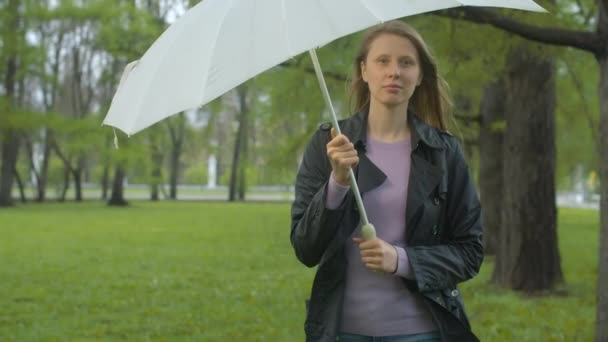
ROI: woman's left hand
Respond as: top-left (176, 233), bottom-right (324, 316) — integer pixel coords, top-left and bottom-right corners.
top-left (353, 237), bottom-right (398, 273)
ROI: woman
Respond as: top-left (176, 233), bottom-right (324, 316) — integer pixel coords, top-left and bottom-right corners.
top-left (290, 21), bottom-right (483, 342)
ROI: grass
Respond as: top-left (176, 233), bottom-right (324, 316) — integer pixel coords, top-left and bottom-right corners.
top-left (0, 202), bottom-right (598, 341)
top-left (462, 208), bottom-right (597, 341)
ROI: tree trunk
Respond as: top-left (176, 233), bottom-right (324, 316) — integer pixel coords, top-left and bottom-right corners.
top-left (23, 131), bottom-right (51, 203)
top-left (12, 166), bottom-right (26, 203)
top-left (108, 164), bottom-right (128, 206)
top-left (169, 146), bottom-right (179, 200)
top-left (59, 167), bottom-right (69, 202)
top-left (238, 97), bottom-right (249, 201)
top-left (36, 132), bottom-right (51, 202)
top-left (491, 47), bottom-right (563, 292)
top-left (0, 13), bottom-right (19, 207)
top-left (150, 179), bottom-right (159, 201)
top-left (228, 123), bottom-right (243, 202)
top-left (166, 114), bottom-right (184, 200)
top-left (150, 148), bottom-right (163, 201)
top-left (101, 163), bottom-right (109, 200)
top-left (72, 154), bottom-right (85, 201)
top-left (0, 131), bottom-right (19, 207)
top-left (596, 54), bottom-right (608, 342)
top-left (238, 161), bottom-right (246, 201)
top-left (478, 79), bottom-right (506, 255)
top-left (229, 86), bottom-right (248, 202)
top-left (72, 169), bottom-right (82, 201)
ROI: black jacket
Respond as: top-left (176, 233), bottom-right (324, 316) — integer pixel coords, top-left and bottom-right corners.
top-left (290, 111), bottom-right (484, 342)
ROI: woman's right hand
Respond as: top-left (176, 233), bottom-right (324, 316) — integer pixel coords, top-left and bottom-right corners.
top-left (326, 128), bottom-right (359, 186)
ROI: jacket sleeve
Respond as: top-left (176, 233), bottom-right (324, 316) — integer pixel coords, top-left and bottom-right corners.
top-left (290, 130), bottom-right (349, 267)
top-left (405, 139), bottom-right (484, 291)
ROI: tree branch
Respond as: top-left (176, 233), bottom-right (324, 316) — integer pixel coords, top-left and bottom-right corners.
top-left (51, 141), bottom-right (75, 174)
top-left (563, 59), bottom-right (601, 156)
top-left (436, 8), bottom-right (604, 55)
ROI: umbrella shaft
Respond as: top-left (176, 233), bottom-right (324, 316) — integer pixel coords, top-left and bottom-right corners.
top-left (308, 49), bottom-right (369, 226)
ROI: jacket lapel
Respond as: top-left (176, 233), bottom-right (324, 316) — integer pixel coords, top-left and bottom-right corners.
top-left (356, 153), bottom-right (386, 194)
top-left (347, 111), bottom-right (387, 196)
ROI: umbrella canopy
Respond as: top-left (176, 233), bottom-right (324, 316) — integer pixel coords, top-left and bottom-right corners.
top-left (102, 0), bottom-right (545, 136)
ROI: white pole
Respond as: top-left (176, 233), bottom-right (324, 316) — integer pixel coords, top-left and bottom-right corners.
top-left (308, 48), bottom-right (371, 228)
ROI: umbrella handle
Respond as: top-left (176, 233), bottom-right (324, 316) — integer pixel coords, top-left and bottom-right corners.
top-left (308, 49), bottom-right (371, 230)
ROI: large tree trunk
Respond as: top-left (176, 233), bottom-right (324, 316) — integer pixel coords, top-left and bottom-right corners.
top-left (491, 47), bottom-right (563, 292)
top-left (478, 79), bottom-right (506, 255)
top-left (597, 54), bottom-right (608, 342)
top-left (108, 164), bottom-right (128, 206)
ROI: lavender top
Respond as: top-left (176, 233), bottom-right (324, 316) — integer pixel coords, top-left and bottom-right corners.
top-left (326, 136), bottom-right (436, 336)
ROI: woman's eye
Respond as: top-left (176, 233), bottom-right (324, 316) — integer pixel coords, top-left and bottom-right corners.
top-left (400, 59), bottom-right (413, 67)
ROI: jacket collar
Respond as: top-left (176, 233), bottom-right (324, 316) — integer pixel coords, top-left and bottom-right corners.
top-left (351, 109), bottom-right (445, 150)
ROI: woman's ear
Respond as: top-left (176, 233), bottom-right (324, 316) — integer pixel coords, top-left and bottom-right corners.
top-left (360, 61), bottom-right (367, 83)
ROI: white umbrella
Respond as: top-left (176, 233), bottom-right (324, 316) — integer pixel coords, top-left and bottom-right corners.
top-left (102, 0), bottom-right (545, 235)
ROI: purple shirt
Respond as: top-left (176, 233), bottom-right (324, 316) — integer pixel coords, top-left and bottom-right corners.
top-left (326, 136), bottom-right (436, 336)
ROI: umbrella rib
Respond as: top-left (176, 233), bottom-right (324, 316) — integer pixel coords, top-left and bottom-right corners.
top-left (313, 0), bottom-right (341, 47)
top-left (358, 0), bottom-right (385, 23)
top-left (247, 0), bottom-right (255, 78)
top-left (280, 0), bottom-right (293, 55)
top-left (127, 4), bottom-right (200, 133)
top-left (199, 0), bottom-right (236, 104)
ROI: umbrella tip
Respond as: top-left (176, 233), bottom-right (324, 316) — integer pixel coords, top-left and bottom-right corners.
top-left (113, 128), bottom-right (119, 149)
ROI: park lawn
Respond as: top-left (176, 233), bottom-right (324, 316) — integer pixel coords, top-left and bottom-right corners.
top-left (0, 202), bottom-right (597, 341)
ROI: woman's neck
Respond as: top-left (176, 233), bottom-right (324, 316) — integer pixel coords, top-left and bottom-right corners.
top-left (367, 102), bottom-right (411, 143)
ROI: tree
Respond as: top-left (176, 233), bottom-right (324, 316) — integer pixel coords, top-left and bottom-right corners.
top-left (0, 0), bottom-right (22, 207)
top-left (94, 0), bottom-right (165, 205)
top-left (166, 113), bottom-right (186, 200)
top-left (491, 46), bottom-right (562, 290)
top-left (108, 162), bottom-right (127, 206)
top-left (17, 0), bottom-right (67, 203)
top-left (478, 79), bottom-right (506, 255)
top-left (442, 2), bottom-right (607, 339)
top-left (229, 84), bottom-right (250, 202)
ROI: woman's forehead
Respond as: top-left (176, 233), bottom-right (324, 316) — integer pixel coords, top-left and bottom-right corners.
top-left (366, 34), bottom-right (418, 56)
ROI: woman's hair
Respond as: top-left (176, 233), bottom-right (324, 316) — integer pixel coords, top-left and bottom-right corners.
top-left (350, 21), bottom-right (452, 130)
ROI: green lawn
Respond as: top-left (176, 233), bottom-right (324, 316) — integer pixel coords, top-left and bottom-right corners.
top-left (0, 202), bottom-right (597, 341)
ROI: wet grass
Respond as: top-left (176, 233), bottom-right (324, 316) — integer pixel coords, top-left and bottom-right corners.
top-left (0, 202), bottom-right (597, 341)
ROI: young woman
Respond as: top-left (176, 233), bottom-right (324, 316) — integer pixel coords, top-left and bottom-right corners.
top-left (290, 21), bottom-right (483, 342)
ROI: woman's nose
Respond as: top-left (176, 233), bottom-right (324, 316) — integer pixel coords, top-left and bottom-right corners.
top-left (389, 63), bottom-right (400, 77)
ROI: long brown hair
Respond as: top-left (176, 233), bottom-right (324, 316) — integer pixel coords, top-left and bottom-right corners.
top-left (350, 21), bottom-right (452, 130)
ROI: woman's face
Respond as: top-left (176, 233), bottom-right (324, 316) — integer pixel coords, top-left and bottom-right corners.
top-left (361, 33), bottom-right (422, 110)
